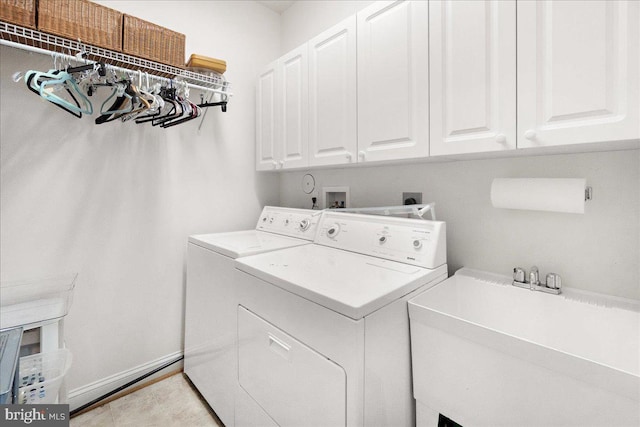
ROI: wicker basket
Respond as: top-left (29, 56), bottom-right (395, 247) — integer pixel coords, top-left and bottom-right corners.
top-left (0, 0), bottom-right (36, 29)
top-left (38, 0), bottom-right (122, 51)
top-left (123, 14), bottom-right (185, 68)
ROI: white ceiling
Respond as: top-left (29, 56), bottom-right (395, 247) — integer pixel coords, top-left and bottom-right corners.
top-left (258, 0), bottom-right (296, 14)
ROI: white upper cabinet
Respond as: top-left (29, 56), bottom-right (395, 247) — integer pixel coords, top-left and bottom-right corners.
top-left (429, 0), bottom-right (517, 156)
top-left (256, 62), bottom-right (279, 171)
top-left (308, 16), bottom-right (358, 167)
top-left (257, 0), bottom-right (639, 171)
top-left (357, 1), bottom-right (429, 163)
top-left (279, 44), bottom-right (309, 169)
top-left (517, 0), bottom-right (639, 148)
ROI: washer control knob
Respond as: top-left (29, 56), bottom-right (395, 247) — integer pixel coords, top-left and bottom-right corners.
top-left (413, 240), bottom-right (422, 249)
top-left (262, 217), bottom-right (268, 222)
top-left (379, 236), bottom-right (387, 244)
top-left (299, 219), bottom-right (310, 231)
top-left (269, 217), bottom-right (274, 223)
top-left (285, 219), bottom-right (290, 226)
top-left (327, 224), bottom-right (341, 238)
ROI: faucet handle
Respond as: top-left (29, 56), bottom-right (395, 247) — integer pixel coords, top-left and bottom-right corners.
top-left (529, 266), bottom-right (540, 286)
top-left (513, 267), bottom-right (526, 283)
top-left (546, 273), bottom-right (562, 290)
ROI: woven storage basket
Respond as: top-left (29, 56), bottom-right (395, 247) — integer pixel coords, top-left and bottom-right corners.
top-left (0, 0), bottom-right (36, 29)
top-left (123, 14), bottom-right (185, 68)
top-left (38, 0), bottom-right (122, 51)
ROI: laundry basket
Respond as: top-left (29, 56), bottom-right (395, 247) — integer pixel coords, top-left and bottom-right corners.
top-left (18, 349), bottom-right (72, 404)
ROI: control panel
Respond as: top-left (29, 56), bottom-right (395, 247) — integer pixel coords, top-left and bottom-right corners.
top-left (315, 211), bottom-right (446, 269)
top-left (255, 206), bottom-right (321, 241)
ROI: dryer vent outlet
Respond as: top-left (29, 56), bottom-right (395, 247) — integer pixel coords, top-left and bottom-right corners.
top-left (402, 192), bottom-right (422, 205)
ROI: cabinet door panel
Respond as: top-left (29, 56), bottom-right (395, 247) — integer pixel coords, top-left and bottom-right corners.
top-left (256, 62), bottom-right (279, 171)
top-left (309, 16), bottom-right (357, 167)
top-left (429, 0), bottom-right (516, 156)
top-left (280, 45), bottom-right (309, 169)
top-left (357, 0), bottom-right (429, 162)
top-left (517, 0), bottom-right (639, 147)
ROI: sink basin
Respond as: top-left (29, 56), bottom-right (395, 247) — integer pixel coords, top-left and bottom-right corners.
top-left (408, 268), bottom-right (640, 427)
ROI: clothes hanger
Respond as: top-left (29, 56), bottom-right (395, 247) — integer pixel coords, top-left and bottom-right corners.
top-left (159, 84), bottom-right (202, 128)
top-left (25, 52), bottom-right (93, 116)
top-left (38, 70), bottom-right (93, 115)
top-left (24, 70), bottom-right (82, 118)
top-left (161, 101), bottom-right (202, 128)
top-left (119, 84), bottom-right (151, 122)
top-left (150, 86), bottom-right (183, 126)
top-left (152, 98), bottom-right (182, 126)
top-left (95, 81), bottom-right (135, 124)
top-left (132, 77), bottom-right (164, 123)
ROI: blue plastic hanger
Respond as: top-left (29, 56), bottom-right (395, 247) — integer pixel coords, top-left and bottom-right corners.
top-left (38, 70), bottom-right (93, 115)
top-left (24, 70), bottom-right (83, 118)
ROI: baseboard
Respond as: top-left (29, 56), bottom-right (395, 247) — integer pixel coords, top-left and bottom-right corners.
top-left (68, 350), bottom-right (184, 411)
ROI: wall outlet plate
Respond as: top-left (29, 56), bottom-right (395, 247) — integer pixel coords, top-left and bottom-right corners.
top-left (402, 192), bottom-right (422, 205)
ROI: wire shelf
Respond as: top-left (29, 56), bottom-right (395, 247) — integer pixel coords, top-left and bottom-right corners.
top-left (0, 21), bottom-right (232, 97)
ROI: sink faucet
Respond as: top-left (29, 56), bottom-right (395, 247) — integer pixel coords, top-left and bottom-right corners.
top-left (513, 267), bottom-right (562, 295)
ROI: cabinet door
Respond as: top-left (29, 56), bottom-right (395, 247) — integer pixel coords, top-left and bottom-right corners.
top-left (357, 1), bottom-right (429, 163)
top-left (429, 0), bottom-right (516, 156)
top-left (256, 61), bottom-right (279, 171)
top-left (517, 0), bottom-right (639, 148)
top-left (308, 16), bottom-right (358, 167)
top-left (279, 45), bottom-right (309, 169)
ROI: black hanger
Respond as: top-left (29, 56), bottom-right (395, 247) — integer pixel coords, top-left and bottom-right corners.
top-left (161, 99), bottom-right (201, 128)
top-left (149, 87), bottom-right (182, 126)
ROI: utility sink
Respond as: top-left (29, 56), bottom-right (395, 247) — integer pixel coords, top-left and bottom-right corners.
top-left (408, 268), bottom-right (639, 427)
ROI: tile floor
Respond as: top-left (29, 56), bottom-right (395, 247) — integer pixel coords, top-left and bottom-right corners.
top-left (70, 373), bottom-right (223, 427)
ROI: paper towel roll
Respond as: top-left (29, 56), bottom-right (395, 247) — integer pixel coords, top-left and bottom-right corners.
top-left (490, 178), bottom-right (587, 214)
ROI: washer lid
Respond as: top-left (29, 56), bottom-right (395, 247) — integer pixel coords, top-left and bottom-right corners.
top-left (189, 230), bottom-right (309, 259)
top-left (235, 244), bottom-right (448, 319)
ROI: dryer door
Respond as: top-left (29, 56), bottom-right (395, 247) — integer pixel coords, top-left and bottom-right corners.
top-left (238, 306), bottom-right (347, 427)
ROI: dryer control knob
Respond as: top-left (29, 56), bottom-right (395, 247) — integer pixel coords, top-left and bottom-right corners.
top-left (299, 219), bottom-right (311, 231)
top-left (413, 240), bottom-right (422, 249)
top-left (379, 236), bottom-right (387, 244)
top-left (327, 224), bottom-right (341, 238)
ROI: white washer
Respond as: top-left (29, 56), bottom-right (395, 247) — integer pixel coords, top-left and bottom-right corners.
top-left (184, 206), bottom-right (321, 427)
top-left (234, 211), bottom-right (448, 427)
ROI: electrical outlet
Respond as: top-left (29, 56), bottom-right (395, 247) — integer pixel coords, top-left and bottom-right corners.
top-left (402, 192), bottom-right (422, 205)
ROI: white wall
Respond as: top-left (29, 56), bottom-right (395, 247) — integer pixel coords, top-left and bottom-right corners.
top-left (0, 0), bottom-right (280, 404)
top-left (280, 0), bottom-right (373, 53)
top-left (280, 151), bottom-right (640, 300)
top-left (278, 2), bottom-right (640, 301)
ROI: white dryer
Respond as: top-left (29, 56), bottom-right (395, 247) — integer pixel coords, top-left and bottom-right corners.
top-left (234, 211), bottom-right (448, 427)
top-left (184, 206), bottom-right (321, 427)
